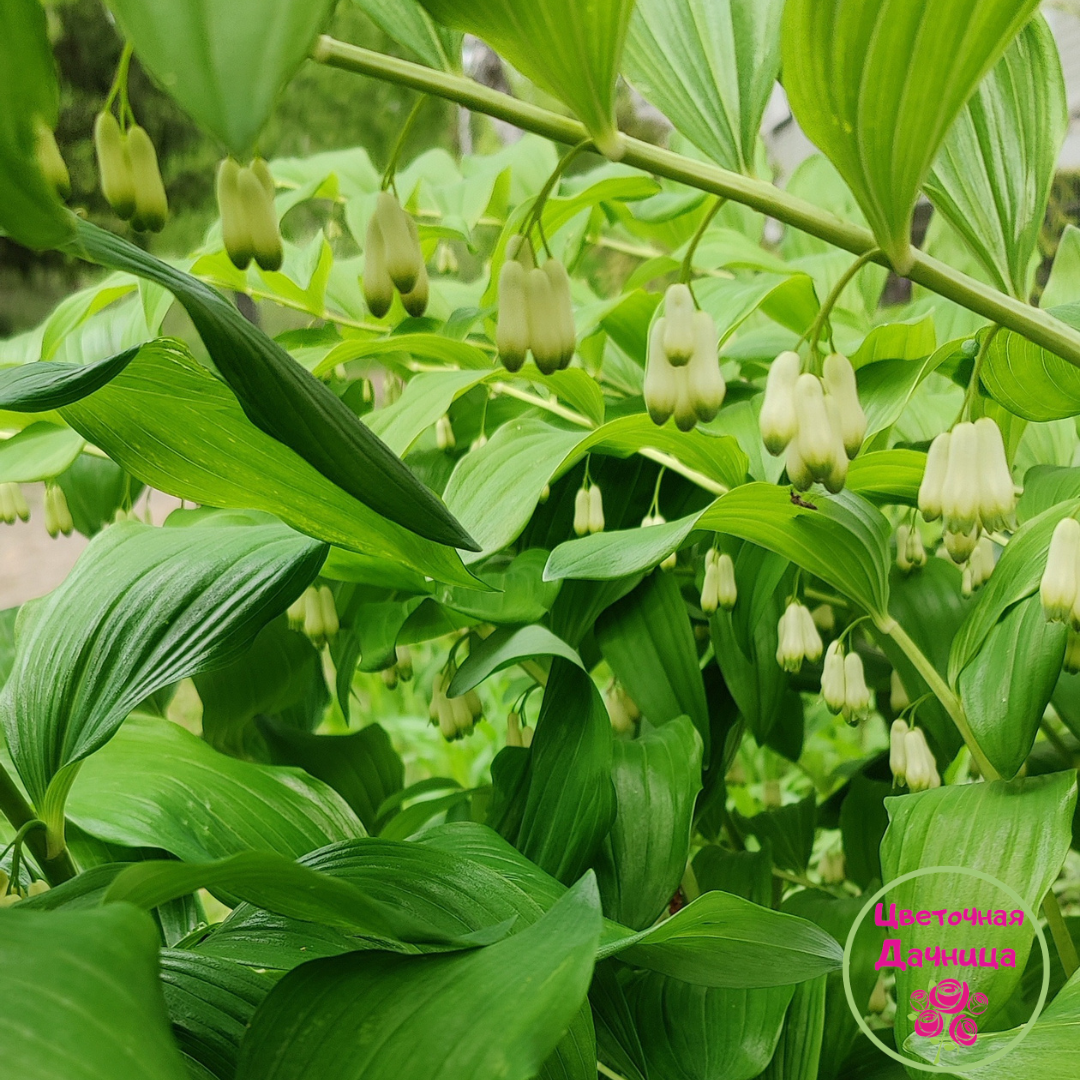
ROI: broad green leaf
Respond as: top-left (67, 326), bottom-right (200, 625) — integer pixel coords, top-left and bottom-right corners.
top-left (594, 715), bottom-right (703, 930)
top-left (693, 844), bottom-right (773, 907)
top-left (235, 874), bottom-right (602, 1080)
top-left (850, 314), bottom-right (937, 369)
top-left (1017, 465), bottom-right (1080, 522)
top-left (626, 973), bottom-right (794, 1080)
top-left (513, 661), bottom-right (617, 884)
top-left (839, 776), bottom-right (892, 890)
top-left (596, 570), bottom-right (710, 745)
top-left (350, 0), bottom-right (463, 71)
top-left (0, 905), bottom-right (187, 1079)
top-left (56, 454), bottom-right (142, 538)
top-left (734, 795), bottom-right (817, 875)
top-left (948, 500), bottom-right (1078, 683)
top-left (106, 0), bottom-right (337, 156)
top-left (698, 485), bottom-right (891, 619)
top-left (0, 421), bottom-right (83, 483)
top-left (846, 449), bottom-right (925, 507)
top-left (882, 773), bottom-right (1077, 1051)
top-left (781, 0), bottom-right (1041, 272)
top-left (758, 975), bottom-right (827, 1080)
top-left (194, 619), bottom-right (328, 758)
top-left (981, 306), bottom-right (1080, 421)
top-left (907, 967), bottom-right (1080, 1077)
top-left (0, 0), bottom-right (75, 249)
top-left (71, 220), bottom-right (476, 551)
top-left (0, 344), bottom-right (140, 411)
top-left (450, 624), bottom-right (583, 696)
top-left (959, 593), bottom-right (1066, 779)
top-left (67, 715), bottom-right (363, 860)
top-left (544, 514), bottom-right (698, 582)
top-left (1040, 223), bottom-right (1080, 310)
top-left (696, 272), bottom-right (819, 340)
top-left (311, 333), bottom-right (493, 378)
top-left (259, 721), bottom-right (404, 833)
top-left (159, 951), bottom-right (274, 1080)
top-left (0, 520), bottom-right (325, 808)
top-left (858, 338), bottom-right (960, 442)
top-left (418, 0), bottom-right (634, 159)
top-left (924, 16), bottom-right (1065, 299)
top-left (623, 0), bottom-right (783, 175)
top-left (61, 341), bottom-right (478, 588)
top-left (439, 549), bottom-right (561, 624)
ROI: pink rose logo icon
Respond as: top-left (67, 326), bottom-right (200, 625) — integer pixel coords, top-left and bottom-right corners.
top-left (968, 992), bottom-right (989, 1017)
top-left (913, 1009), bottom-right (944, 1038)
top-left (929, 979), bottom-right (970, 1014)
top-left (948, 1013), bottom-right (979, 1048)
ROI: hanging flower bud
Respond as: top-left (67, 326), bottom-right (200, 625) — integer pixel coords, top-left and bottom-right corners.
top-left (507, 710), bottom-right (524, 747)
top-left (662, 283), bottom-right (696, 365)
top-left (890, 670), bottom-right (909, 714)
top-left (464, 689), bottom-right (483, 720)
top-left (1064, 630), bottom-right (1080, 675)
top-left (318, 586), bottom-right (339, 641)
top-left (573, 486), bottom-right (590, 537)
top-left (896, 525), bottom-right (913, 572)
top-left (798, 603), bottom-right (823, 663)
top-left (543, 259), bottom-right (577, 369)
top-left (218, 158), bottom-right (254, 270)
top-left (43, 485), bottom-right (72, 538)
top-left (777, 601), bottom-right (816, 672)
top-left (395, 645), bottom-right (413, 682)
top-left (0, 893), bottom-right (20, 908)
top-left (526, 267), bottom-right (564, 376)
top-left (376, 191), bottom-right (421, 295)
top-left (605, 682), bottom-right (637, 734)
top-left (1041, 517), bottom-right (1080, 623)
top-left (961, 563), bottom-right (974, 598)
top-left (127, 125), bottom-right (168, 232)
top-left (868, 974), bottom-right (889, 1014)
top-left (34, 118), bottom-right (70, 198)
top-left (363, 206), bottom-right (394, 318)
top-left (907, 525), bottom-right (926, 569)
top-left (785, 436), bottom-right (813, 492)
top-left (903, 727), bottom-right (940, 791)
top-left (918, 432), bottom-right (951, 522)
top-left (941, 421), bottom-right (979, 535)
top-left (716, 552), bottom-right (737, 611)
top-left (700, 559), bottom-right (720, 615)
top-left (497, 258), bottom-right (530, 372)
top-left (660, 550), bottom-right (677, 571)
top-left (760, 351), bottom-right (801, 456)
top-left (793, 374), bottom-right (838, 483)
top-left (944, 525), bottom-right (979, 565)
top-left (436, 415), bottom-right (455, 451)
top-left (26, 880), bottom-right (49, 898)
top-left (968, 535), bottom-right (995, 591)
top-left (381, 665), bottom-right (399, 689)
top-left (973, 417), bottom-right (1014, 532)
top-left (521, 724), bottom-right (534, 748)
top-left (821, 395), bottom-right (849, 494)
top-left (842, 651), bottom-right (871, 724)
top-left (0, 483), bottom-right (28, 525)
top-left (430, 670), bottom-right (447, 723)
top-left (822, 352), bottom-right (866, 458)
top-left (400, 213), bottom-right (429, 318)
top-left (645, 317), bottom-right (679, 426)
top-left (286, 591), bottom-right (307, 631)
top-left (685, 310), bottom-right (725, 423)
top-left (303, 585), bottom-right (325, 646)
top-left (671, 365), bottom-right (699, 433)
top-left (890, 718), bottom-right (909, 784)
top-left (95, 112), bottom-right (136, 219)
top-left (242, 158), bottom-right (283, 272)
top-left (588, 484), bottom-right (605, 534)
top-left (811, 604), bottom-right (834, 633)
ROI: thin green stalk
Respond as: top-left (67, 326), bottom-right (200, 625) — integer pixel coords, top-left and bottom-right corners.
top-left (1039, 718), bottom-right (1075, 765)
top-left (876, 618), bottom-right (999, 782)
top-left (1042, 889), bottom-right (1079, 979)
top-left (521, 138), bottom-right (593, 244)
top-left (0, 761), bottom-right (76, 885)
top-left (955, 325), bottom-right (1001, 425)
top-left (805, 247), bottom-right (881, 364)
top-left (381, 95), bottom-right (428, 191)
top-left (311, 36), bottom-right (1080, 369)
top-left (679, 196), bottom-right (726, 285)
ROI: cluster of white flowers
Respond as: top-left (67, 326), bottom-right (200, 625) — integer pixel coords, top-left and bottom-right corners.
top-left (961, 536), bottom-right (996, 597)
top-left (644, 284), bottom-right (726, 431)
top-left (895, 524), bottom-right (927, 572)
top-left (287, 585), bottom-right (339, 647)
top-left (574, 483), bottom-right (605, 536)
top-left (430, 666), bottom-right (483, 741)
top-left (760, 351), bottom-right (866, 493)
top-left (0, 483), bottom-right (29, 526)
top-left (918, 418), bottom-right (1014, 562)
top-left (700, 549), bottom-right (737, 614)
top-left (505, 710), bottom-right (534, 748)
top-left (890, 720), bottom-right (940, 791)
top-left (821, 640), bottom-right (871, 723)
top-left (776, 600), bottom-right (823, 672)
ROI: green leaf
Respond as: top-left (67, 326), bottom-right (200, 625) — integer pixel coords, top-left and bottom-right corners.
top-left (623, 0), bottom-right (784, 175)
top-left (839, 776), bottom-right (892, 890)
top-left (626, 973), bottom-right (794, 1080)
top-left (194, 619), bottom-right (328, 758)
top-left (418, 0), bottom-right (634, 159)
top-left (1041, 223), bottom-right (1080, 310)
top-left (234, 874), bottom-right (603, 1080)
top-left (61, 340), bottom-right (478, 588)
top-left (439, 549), bottom-right (561, 624)
top-left (882, 773), bottom-right (1078, 1051)
top-left (845, 449), bottom-right (925, 507)
top-left (70, 220), bottom-right (476, 551)
top-left (0, 421), bottom-right (83, 483)
top-left (734, 794), bottom-right (817, 875)
top-left (0, 905), bottom-right (187, 1079)
top-left (0, 344), bottom-right (140, 411)
top-left (0, 0), bottom-right (75, 250)
top-left (513, 661), bottom-right (617, 884)
top-left (159, 951), bottom-right (274, 1080)
top-left (757, 974), bottom-right (827, 1080)
top-left (949, 500), bottom-right (1077, 683)
top-left (259, 721), bottom-right (404, 833)
top-left (959, 593), bottom-right (1066, 779)
top-left (350, 0), bottom-right (463, 71)
top-left (545, 514), bottom-right (698, 582)
top-left (450, 624), bottom-right (583, 696)
top-left (924, 16), bottom-right (1065, 299)
top-left (781, 0), bottom-right (1041, 272)
top-left (105, 0), bottom-right (337, 156)
top-left (596, 570), bottom-right (710, 745)
top-left (594, 716), bottom-right (703, 930)
top-left (56, 454), bottom-right (142, 538)
top-left (67, 714), bottom-right (363, 860)
top-left (693, 844), bottom-right (773, 907)
top-left (906, 967), bottom-right (1080, 1077)
top-left (981, 306), bottom-right (1080, 421)
top-left (698, 485), bottom-right (891, 619)
top-left (0, 520), bottom-right (325, 808)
